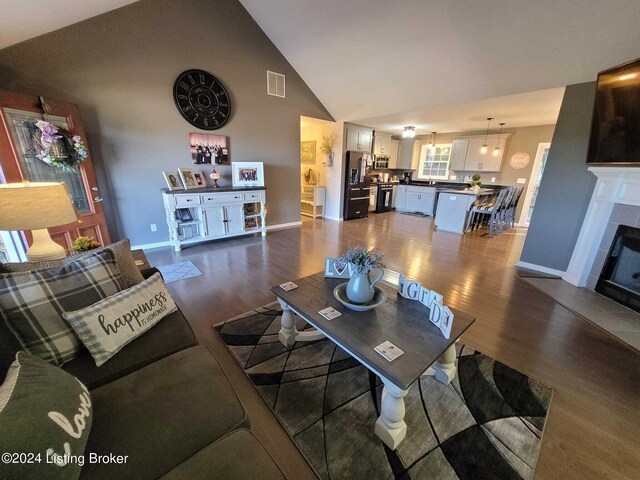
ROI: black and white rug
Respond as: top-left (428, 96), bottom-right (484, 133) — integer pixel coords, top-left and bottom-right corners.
top-left (215, 303), bottom-right (553, 480)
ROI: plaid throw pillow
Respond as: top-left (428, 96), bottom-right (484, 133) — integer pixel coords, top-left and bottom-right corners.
top-left (0, 238), bottom-right (144, 288)
top-left (63, 273), bottom-right (177, 366)
top-left (0, 250), bottom-right (125, 366)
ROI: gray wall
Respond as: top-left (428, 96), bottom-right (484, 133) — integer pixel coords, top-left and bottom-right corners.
top-left (0, 0), bottom-right (332, 246)
top-left (520, 82), bottom-right (598, 271)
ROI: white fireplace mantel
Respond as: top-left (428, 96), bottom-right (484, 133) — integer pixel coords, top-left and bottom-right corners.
top-left (563, 166), bottom-right (640, 287)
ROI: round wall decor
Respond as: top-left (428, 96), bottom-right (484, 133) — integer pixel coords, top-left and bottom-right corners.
top-left (173, 69), bottom-right (231, 130)
top-left (509, 152), bottom-right (531, 170)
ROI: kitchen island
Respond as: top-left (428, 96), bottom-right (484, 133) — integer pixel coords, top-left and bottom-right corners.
top-left (434, 189), bottom-right (493, 234)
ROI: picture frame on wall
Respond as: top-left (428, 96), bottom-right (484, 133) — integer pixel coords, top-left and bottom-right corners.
top-left (189, 133), bottom-right (230, 165)
top-left (300, 140), bottom-right (316, 164)
top-left (162, 171), bottom-right (183, 191)
top-left (178, 168), bottom-right (199, 190)
top-left (193, 170), bottom-right (206, 187)
top-left (232, 162), bottom-right (264, 187)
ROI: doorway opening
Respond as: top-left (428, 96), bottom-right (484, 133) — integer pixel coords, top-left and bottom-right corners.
top-left (300, 116), bottom-right (338, 222)
top-left (521, 142), bottom-right (551, 225)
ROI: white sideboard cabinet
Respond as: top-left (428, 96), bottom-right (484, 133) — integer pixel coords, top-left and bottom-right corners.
top-left (162, 187), bottom-right (266, 251)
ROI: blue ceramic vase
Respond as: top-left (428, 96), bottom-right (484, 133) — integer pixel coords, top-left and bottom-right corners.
top-left (346, 265), bottom-right (384, 304)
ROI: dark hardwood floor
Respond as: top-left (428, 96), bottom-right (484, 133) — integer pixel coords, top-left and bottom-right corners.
top-left (145, 212), bottom-right (640, 480)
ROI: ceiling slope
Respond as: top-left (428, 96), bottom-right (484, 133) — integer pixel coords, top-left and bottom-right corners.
top-left (239, 0), bottom-right (640, 123)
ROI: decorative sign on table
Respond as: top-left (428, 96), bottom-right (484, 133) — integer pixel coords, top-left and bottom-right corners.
top-left (398, 274), bottom-right (453, 339)
top-left (509, 152), bottom-right (531, 170)
top-left (324, 257), bottom-right (353, 278)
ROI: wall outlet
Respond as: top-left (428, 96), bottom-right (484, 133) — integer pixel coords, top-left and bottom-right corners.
top-left (150, 224), bottom-right (157, 232)
top-left (517, 178), bottom-right (527, 184)
top-left (491, 177), bottom-right (496, 183)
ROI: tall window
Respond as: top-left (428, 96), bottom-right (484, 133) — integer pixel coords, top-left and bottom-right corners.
top-left (417, 144), bottom-right (452, 180)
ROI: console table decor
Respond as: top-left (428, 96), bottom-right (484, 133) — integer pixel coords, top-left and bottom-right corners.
top-left (271, 272), bottom-right (475, 449)
top-left (162, 186), bottom-right (266, 251)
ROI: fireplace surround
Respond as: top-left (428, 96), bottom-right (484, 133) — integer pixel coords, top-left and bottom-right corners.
top-left (564, 167), bottom-right (640, 290)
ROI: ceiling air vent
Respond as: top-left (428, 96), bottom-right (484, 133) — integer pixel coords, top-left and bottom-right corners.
top-left (267, 71), bottom-right (285, 98)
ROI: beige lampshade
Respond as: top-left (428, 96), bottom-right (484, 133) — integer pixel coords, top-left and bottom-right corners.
top-left (0, 182), bottom-right (79, 230)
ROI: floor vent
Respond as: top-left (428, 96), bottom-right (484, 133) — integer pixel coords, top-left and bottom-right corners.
top-left (267, 71), bottom-right (285, 98)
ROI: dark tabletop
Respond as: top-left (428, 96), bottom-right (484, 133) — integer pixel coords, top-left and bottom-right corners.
top-left (272, 271), bottom-right (475, 390)
top-left (162, 186), bottom-right (266, 194)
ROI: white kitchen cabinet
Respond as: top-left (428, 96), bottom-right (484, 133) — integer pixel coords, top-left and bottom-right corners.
top-left (449, 139), bottom-right (469, 171)
top-left (397, 139), bottom-right (421, 169)
top-left (373, 132), bottom-right (392, 155)
top-left (225, 204), bottom-right (245, 236)
top-left (395, 186), bottom-right (435, 215)
top-left (346, 125), bottom-right (373, 152)
top-left (388, 140), bottom-right (400, 169)
top-left (394, 185), bottom-right (407, 210)
top-left (450, 135), bottom-right (509, 172)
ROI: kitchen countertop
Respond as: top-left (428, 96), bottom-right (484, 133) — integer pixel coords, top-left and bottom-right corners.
top-left (437, 188), bottom-right (494, 195)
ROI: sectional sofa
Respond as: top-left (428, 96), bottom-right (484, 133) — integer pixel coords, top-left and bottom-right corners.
top-left (0, 266), bottom-right (286, 479)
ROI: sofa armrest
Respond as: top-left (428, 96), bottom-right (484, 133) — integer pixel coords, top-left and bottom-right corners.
top-left (140, 266), bottom-right (161, 280)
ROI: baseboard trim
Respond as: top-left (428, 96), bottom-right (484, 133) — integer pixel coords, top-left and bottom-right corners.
top-left (130, 240), bottom-right (171, 251)
top-left (324, 215), bottom-right (343, 222)
top-left (266, 221), bottom-right (303, 232)
top-left (516, 261), bottom-right (566, 277)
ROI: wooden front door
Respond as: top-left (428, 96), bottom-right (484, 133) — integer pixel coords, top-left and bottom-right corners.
top-left (0, 89), bottom-right (110, 252)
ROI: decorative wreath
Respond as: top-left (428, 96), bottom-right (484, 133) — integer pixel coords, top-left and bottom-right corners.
top-left (34, 120), bottom-right (88, 172)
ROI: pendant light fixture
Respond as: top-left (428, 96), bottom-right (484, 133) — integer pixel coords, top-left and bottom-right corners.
top-left (428, 132), bottom-right (437, 151)
top-left (493, 123), bottom-right (505, 157)
top-left (402, 126), bottom-right (416, 138)
top-left (480, 117), bottom-right (493, 155)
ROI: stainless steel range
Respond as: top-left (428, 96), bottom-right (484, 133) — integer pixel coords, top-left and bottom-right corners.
top-left (375, 182), bottom-right (394, 213)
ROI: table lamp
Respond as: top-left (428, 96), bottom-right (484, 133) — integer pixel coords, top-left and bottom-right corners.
top-left (0, 182), bottom-right (79, 261)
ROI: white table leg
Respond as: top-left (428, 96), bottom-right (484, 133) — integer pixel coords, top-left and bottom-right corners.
top-left (421, 343), bottom-right (457, 385)
top-left (277, 299), bottom-right (298, 347)
top-left (375, 380), bottom-right (409, 449)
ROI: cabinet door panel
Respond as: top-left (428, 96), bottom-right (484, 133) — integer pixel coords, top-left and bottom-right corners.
top-left (406, 192), bottom-right (421, 212)
top-left (449, 139), bottom-right (469, 171)
top-left (358, 130), bottom-right (372, 152)
top-left (346, 128), bottom-right (359, 151)
top-left (225, 204), bottom-right (244, 235)
top-left (202, 206), bottom-right (225, 237)
top-left (394, 186), bottom-right (407, 209)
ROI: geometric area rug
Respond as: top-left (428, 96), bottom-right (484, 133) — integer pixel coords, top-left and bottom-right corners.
top-left (215, 302), bottom-right (554, 480)
top-left (156, 261), bottom-right (202, 284)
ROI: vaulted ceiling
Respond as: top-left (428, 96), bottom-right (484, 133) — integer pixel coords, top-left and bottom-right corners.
top-left (1, 0), bottom-right (638, 135)
top-left (239, 0), bottom-right (640, 132)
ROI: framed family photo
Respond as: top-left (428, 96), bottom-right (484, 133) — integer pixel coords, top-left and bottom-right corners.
top-left (232, 162), bottom-right (264, 187)
top-left (162, 171), bottom-right (183, 191)
top-left (192, 170), bottom-right (207, 187)
top-left (190, 133), bottom-right (230, 165)
top-left (178, 168), bottom-right (199, 190)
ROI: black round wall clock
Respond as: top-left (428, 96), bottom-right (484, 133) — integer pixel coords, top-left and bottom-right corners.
top-left (173, 69), bottom-right (231, 130)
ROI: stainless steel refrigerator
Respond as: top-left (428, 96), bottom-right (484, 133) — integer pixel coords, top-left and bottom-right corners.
top-left (343, 151), bottom-right (373, 220)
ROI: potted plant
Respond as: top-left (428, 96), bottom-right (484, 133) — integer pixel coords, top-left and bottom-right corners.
top-left (320, 132), bottom-right (338, 167)
top-left (470, 174), bottom-right (482, 193)
top-left (70, 236), bottom-right (100, 253)
top-left (338, 246), bottom-right (385, 304)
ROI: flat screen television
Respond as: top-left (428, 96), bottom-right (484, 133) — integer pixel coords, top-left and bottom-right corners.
top-left (587, 57), bottom-right (640, 165)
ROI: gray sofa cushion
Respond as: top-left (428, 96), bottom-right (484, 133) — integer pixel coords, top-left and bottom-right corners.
top-left (63, 309), bottom-right (196, 390)
top-left (161, 429), bottom-right (285, 480)
top-left (80, 346), bottom-right (248, 480)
